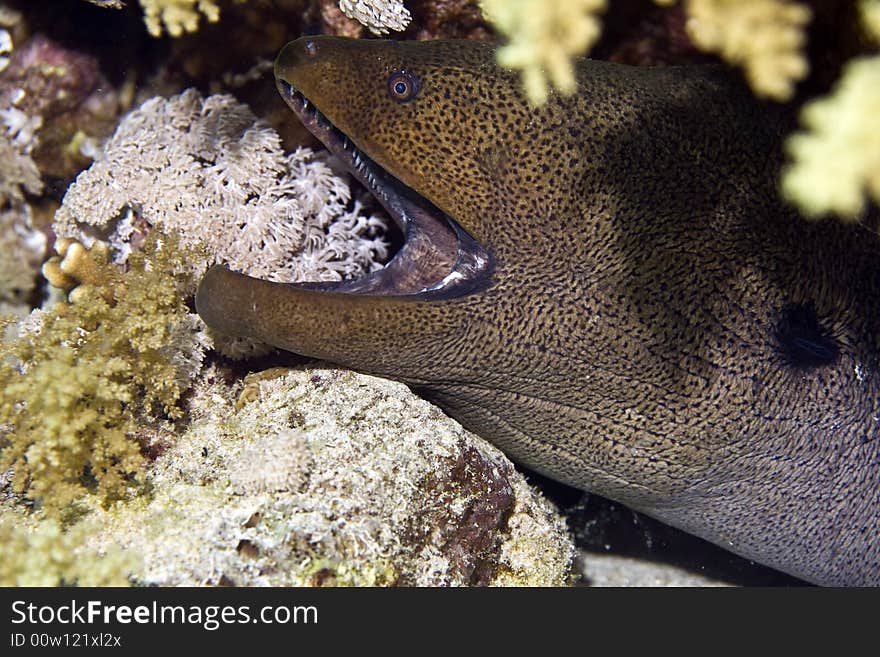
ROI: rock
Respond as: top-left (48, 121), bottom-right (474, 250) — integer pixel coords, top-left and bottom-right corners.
top-left (86, 365), bottom-right (575, 586)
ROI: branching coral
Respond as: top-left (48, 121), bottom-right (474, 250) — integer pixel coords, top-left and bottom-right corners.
top-left (477, 0), bottom-right (811, 104)
top-left (139, 0), bottom-right (221, 37)
top-left (782, 56), bottom-right (880, 219)
top-left (678, 0), bottom-right (811, 101)
top-left (479, 0), bottom-right (606, 105)
top-left (338, 0), bottom-right (412, 34)
top-left (54, 90), bottom-right (388, 294)
top-left (0, 236), bottom-right (204, 513)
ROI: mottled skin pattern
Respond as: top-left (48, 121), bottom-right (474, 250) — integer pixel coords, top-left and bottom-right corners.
top-left (197, 37), bottom-right (880, 585)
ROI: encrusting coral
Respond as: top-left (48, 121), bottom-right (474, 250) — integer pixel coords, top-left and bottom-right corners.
top-left (54, 89), bottom-right (389, 293)
top-left (77, 366), bottom-right (575, 586)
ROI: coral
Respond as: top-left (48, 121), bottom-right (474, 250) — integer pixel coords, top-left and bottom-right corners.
top-left (479, 0), bottom-right (606, 105)
top-left (0, 107), bottom-right (42, 205)
top-left (78, 366), bottom-right (575, 586)
top-left (5, 86), bottom-right (392, 512)
top-left (0, 236), bottom-right (204, 513)
top-left (475, 0), bottom-right (813, 103)
top-left (0, 35), bottom-right (105, 122)
top-left (0, 40), bottom-right (47, 306)
top-left (0, 207), bottom-right (46, 305)
top-left (0, 115), bottom-right (43, 206)
top-left (0, 34), bottom-right (120, 180)
top-left (0, 514), bottom-right (135, 586)
top-left (84, 0), bottom-right (125, 7)
top-left (338, 0), bottom-right (412, 35)
top-left (42, 238), bottom-right (117, 303)
top-left (54, 90), bottom-right (388, 295)
top-left (0, 27), bottom-right (11, 73)
top-left (781, 55), bottom-right (880, 219)
top-left (676, 0), bottom-right (812, 101)
top-left (0, 5), bottom-right (22, 75)
top-left (140, 0), bottom-right (222, 37)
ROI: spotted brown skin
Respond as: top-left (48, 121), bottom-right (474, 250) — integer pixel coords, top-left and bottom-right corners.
top-left (197, 36), bottom-right (880, 585)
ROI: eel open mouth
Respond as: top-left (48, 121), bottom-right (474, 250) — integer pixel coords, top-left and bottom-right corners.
top-left (276, 78), bottom-right (492, 299)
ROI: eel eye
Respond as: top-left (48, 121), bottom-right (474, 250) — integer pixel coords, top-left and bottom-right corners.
top-left (388, 70), bottom-right (421, 103)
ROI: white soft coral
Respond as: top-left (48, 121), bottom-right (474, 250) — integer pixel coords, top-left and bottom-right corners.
top-left (53, 89), bottom-right (389, 293)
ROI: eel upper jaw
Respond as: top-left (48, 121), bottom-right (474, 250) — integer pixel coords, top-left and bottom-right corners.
top-left (276, 78), bottom-right (492, 299)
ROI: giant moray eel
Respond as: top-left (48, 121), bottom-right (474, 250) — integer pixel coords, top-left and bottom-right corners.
top-left (196, 36), bottom-right (880, 585)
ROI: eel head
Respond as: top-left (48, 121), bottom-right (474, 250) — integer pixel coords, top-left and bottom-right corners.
top-left (196, 37), bottom-right (543, 381)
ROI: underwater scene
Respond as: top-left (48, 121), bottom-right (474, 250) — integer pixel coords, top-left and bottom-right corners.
top-left (1, 0), bottom-right (878, 587)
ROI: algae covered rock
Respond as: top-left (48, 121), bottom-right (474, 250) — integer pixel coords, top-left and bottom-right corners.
top-left (85, 366), bottom-right (575, 586)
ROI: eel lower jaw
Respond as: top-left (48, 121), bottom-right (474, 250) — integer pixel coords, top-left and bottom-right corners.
top-left (276, 79), bottom-right (493, 299)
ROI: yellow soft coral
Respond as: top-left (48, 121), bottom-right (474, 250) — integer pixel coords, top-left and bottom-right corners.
top-left (0, 515), bottom-right (135, 586)
top-left (479, 0), bottom-right (606, 105)
top-left (781, 56), bottom-right (880, 219)
top-left (139, 0), bottom-right (221, 37)
top-left (1, 237), bottom-right (201, 512)
top-left (680, 0), bottom-right (811, 100)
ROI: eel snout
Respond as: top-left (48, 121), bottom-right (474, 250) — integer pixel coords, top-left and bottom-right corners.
top-left (195, 262), bottom-right (469, 369)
